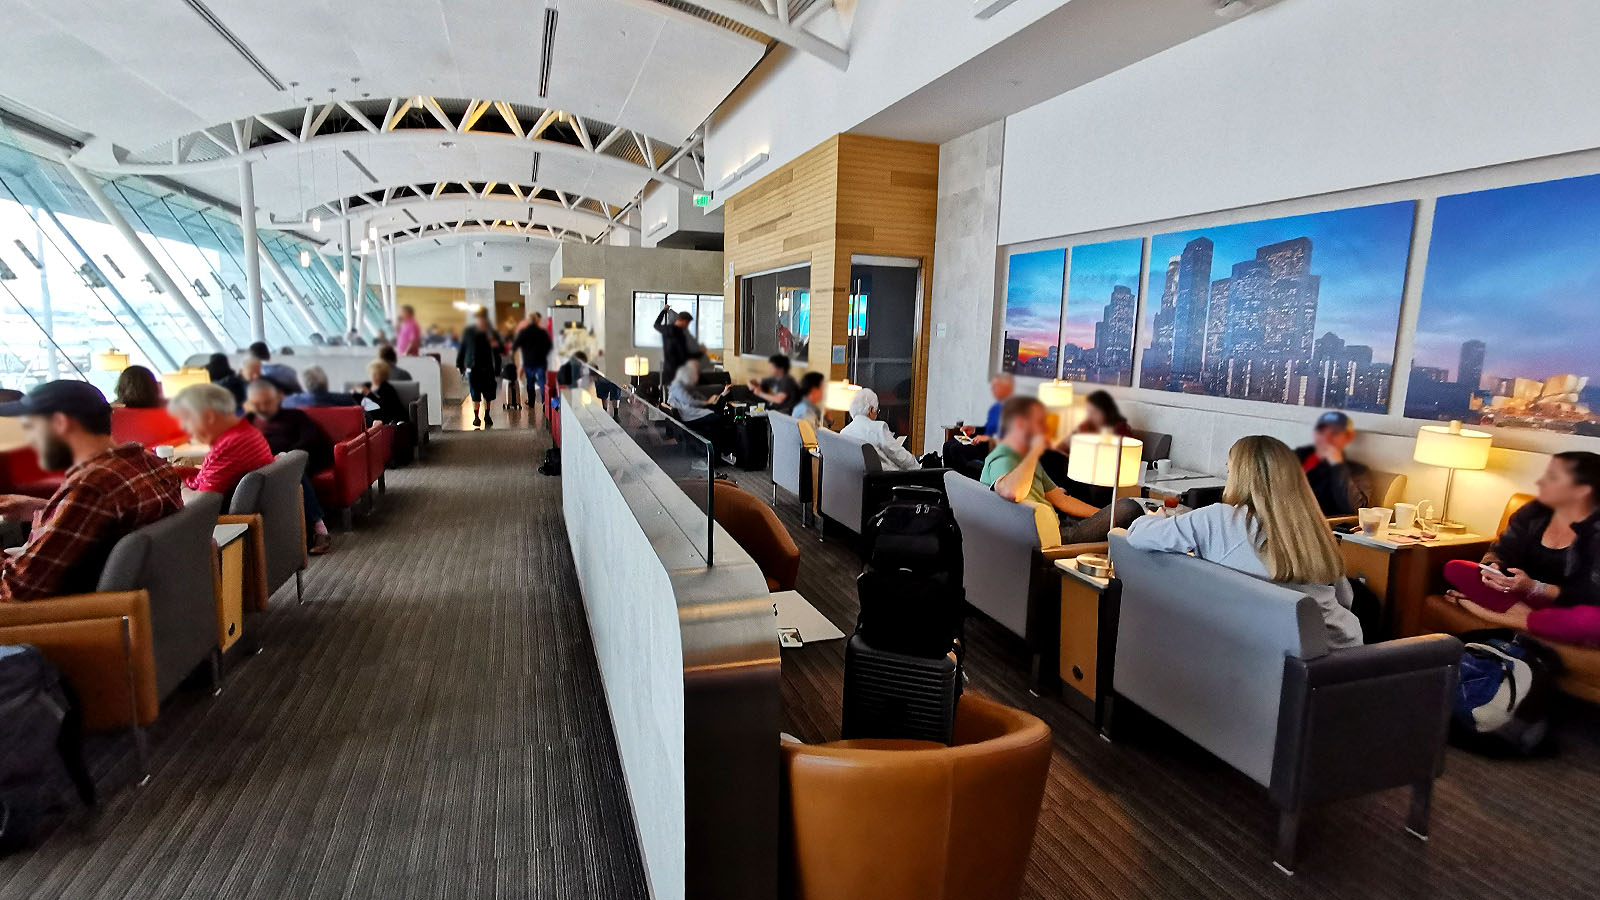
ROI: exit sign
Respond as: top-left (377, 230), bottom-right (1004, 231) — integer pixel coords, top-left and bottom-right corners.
top-left (693, 192), bottom-right (712, 208)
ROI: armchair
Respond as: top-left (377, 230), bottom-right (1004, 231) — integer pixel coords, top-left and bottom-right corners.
top-left (1107, 533), bottom-right (1461, 873)
top-left (767, 411), bottom-right (815, 526)
top-left (712, 480), bottom-right (800, 592)
top-left (814, 427), bottom-right (948, 537)
top-left (227, 450), bottom-right (309, 606)
top-left (1327, 469), bottom-right (1408, 528)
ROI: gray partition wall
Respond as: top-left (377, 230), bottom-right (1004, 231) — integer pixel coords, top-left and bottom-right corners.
top-left (560, 389), bottom-right (780, 900)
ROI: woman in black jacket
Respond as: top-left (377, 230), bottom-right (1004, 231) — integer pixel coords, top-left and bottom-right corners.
top-left (361, 359), bottom-right (415, 466)
top-left (1445, 450), bottom-right (1600, 645)
top-left (455, 307), bottom-right (504, 428)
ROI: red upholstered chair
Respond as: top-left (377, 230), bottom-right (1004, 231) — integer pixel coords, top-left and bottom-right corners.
top-left (301, 407), bottom-right (370, 529)
top-left (111, 407), bottom-right (188, 448)
top-left (0, 446), bottom-right (64, 499)
top-left (366, 423), bottom-right (392, 495)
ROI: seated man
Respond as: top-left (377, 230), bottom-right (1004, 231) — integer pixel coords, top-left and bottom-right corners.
top-left (244, 379), bottom-right (334, 555)
top-left (168, 383), bottom-right (274, 505)
top-left (666, 361), bottom-right (732, 456)
top-left (0, 381), bottom-right (182, 602)
top-left (942, 373), bottom-right (1014, 477)
top-left (249, 341), bottom-right (303, 395)
top-left (1295, 411), bottom-right (1372, 517)
top-left (377, 344), bottom-right (414, 381)
top-left (283, 366), bottom-right (359, 409)
top-left (747, 354), bottom-right (802, 414)
top-left (840, 388), bottom-right (921, 471)
top-left (980, 396), bottom-right (1143, 545)
top-left (790, 372), bottom-right (826, 431)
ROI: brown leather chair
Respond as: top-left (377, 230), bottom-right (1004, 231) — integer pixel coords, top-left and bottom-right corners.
top-left (782, 694), bottom-right (1052, 900)
top-left (1327, 468), bottom-right (1408, 528)
top-left (1412, 492), bottom-right (1600, 703)
top-left (713, 479), bottom-right (800, 592)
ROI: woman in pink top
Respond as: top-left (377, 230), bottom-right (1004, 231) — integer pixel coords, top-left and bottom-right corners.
top-left (168, 383), bottom-right (275, 503)
top-left (394, 305), bottom-right (422, 356)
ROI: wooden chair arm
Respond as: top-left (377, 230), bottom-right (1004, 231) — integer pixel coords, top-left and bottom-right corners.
top-left (1042, 542), bottom-right (1109, 561)
top-left (218, 513), bottom-right (270, 612)
top-left (0, 589), bottom-right (149, 626)
top-left (0, 589), bottom-right (158, 728)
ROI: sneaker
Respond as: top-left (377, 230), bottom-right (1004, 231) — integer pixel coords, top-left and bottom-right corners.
top-left (472, 414), bottom-right (481, 427)
top-left (485, 414), bottom-right (494, 428)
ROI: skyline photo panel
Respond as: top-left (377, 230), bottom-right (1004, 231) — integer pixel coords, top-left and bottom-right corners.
top-left (1062, 238), bottom-right (1142, 387)
top-left (1001, 247), bottom-right (1065, 377)
top-left (1405, 172), bottom-right (1600, 435)
top-left (1139, 201), bottom-right (1415, 412)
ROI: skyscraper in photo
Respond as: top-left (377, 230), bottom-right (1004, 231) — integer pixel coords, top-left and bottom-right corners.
top-left (1143, 257), bottom-right (1181, 386)
top-left (1203, 276), bottom-right (1231, 390)
top-left (1002, 336), bottom-right (1019, 372)
top-left (1169, 237), bottom-right (1213, 381)
top-left (1095, 284), bottom-right (1136, 381)
top-left (1458, 339), bottom-right (1486, 390)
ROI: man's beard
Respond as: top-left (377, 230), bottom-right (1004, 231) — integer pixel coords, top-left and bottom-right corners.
top-left (39, 435), bottom-right (73, 471)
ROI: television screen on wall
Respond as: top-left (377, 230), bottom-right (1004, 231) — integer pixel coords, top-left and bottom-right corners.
top-left (1062, 238), bottom-right (1142, 387)
top-left (1405, 172), bottom-right (1600, 434)
top-left (1000, 248), bottom-right (1064, 377)
top-left (1138, 201), bottom-right (1415, 413)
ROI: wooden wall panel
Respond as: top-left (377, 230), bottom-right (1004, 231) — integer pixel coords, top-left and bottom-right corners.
top-left (395, 285), bottom-right (469, 337)
top-left (721, 133), bottom-right (937, 451)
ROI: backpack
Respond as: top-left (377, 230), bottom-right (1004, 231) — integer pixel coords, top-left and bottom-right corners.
top-left (538, 447), bottom-right (561, 476)
top-left (1450, 629), bottom-right (1562, 756)
top-left (0, 645), bottom-right (94, 855)
top-left (855, 486), bottom-right (965, 659)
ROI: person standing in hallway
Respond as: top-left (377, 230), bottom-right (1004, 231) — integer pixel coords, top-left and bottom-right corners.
top-left (514, 312), bottom-right (554, 413)
top-left (456, 307), bottom-right (504, 429)
top-left (654, 306), bottom-right (703, 389)
top-left (394, 305), bottom-right (422, 356)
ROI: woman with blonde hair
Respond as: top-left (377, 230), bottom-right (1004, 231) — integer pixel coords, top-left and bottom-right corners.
top-left (361, 358), bottom-right (414, 465)
top-left (1124, 434), bottom-right (1363, 647)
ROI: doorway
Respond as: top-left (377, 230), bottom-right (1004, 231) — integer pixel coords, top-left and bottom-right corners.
top-left (846, 256), bottom-right (922, 443)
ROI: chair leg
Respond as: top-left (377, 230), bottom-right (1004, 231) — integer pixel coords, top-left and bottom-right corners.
top-left (209, 648), bottom-right (224, 697)
top-left (1099, 693), bottom-right (1118, 743)
top-left (295, 569), bottom-right (305, 605)
top-left (379, 473), bottom-right (387, 495)
top-left (120, 616), bottom-right (151, 787)
top-left (1274, 808), bottom-right (1301, 876)
top-left (1406, 781), bottom-right (1434, 841)
top-left (341, 507), bottom-right (354, 531)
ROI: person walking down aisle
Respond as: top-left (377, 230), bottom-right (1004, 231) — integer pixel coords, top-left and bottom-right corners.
top-left (514, 312), bottom-right (554, 413)
top-left (457, 307), bottom-right (504, 429)
top-left (1125, 434), bottom-right (1364, 648)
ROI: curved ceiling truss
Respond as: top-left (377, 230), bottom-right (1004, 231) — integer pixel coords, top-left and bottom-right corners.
top-left (292, 182), bottom-right (639, 243)
top-left (83, 96), bottom-right (706, 194)
top-left (372, 220), bottom-right (596, 251)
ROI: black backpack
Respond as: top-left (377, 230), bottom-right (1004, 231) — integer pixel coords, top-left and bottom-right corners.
top-left (0, 645), bottom-right (94, 855)
top-left (538, 447), bottom-right (561, 476)
top-left (1450, 629), bottom-right (1563, 757)
top-left (854, 486), bottom-right (965, 659)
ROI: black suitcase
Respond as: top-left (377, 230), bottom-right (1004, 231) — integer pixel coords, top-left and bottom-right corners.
top-left (841, 635), bottom-right (960, 745)
top-left (854, 485), bottom-right (965, 659)
top-left (732, 413), bottom-right (769, 470)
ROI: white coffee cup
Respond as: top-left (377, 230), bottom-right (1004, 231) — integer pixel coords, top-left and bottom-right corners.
top-left (154, 444), bottom-right (176, 460)
top-left (1155, 458), bottom-right (1173, 476)
top-left (1393, 502), bottom-right (1419, 531)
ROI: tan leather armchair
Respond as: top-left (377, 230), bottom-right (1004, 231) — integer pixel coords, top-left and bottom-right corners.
top-left (782, 694), bottom-right (1053, 900)
top-left (1327, 468), bottom-right (1407, 528)
top-left (0, 590), bottom-right (157, 729)
top-left (713, 479), bottom-right (800, 592)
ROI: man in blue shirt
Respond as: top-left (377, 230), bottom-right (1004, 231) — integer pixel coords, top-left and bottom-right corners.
top-left (941, 373), bottom-right (1014, 477)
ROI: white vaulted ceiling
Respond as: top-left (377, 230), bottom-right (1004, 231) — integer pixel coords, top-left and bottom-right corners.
top-left (0, 0), bottom-right (809, 245)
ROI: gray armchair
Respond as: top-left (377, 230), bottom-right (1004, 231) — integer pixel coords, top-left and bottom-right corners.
top-left (391, 380), bottom-right (429, 459)
top-left (814, 427), bottom-right (947, 536)
top-left (1127, 428), bottom-right (1172, 463)
top-left (229, 450), bottom-right (309, 605)
top-left (100, 492), bottom-right (225, 703)
top-left (944, 472), bottom-right (1105, 682)
top-left (1106, 532), bottom-right (1461, 873)
top-left (767, 411), bottom-right (815, 526)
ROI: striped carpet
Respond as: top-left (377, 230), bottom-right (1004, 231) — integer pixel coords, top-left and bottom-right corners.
top-left (721, 465), bottom-right (1600, 899)
top-left (0, 415), bottom-right (649, 900)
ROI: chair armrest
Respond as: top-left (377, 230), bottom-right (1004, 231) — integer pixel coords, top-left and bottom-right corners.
top-left (0, 589), bottom-right (150, 626)
top-left (1327, 515), bottom-right (1358, 528)
top-left (218, 513), bottom-right (271, 612)
top-left (0, 590), bottom-right (158, 728)
top-left (1296, 633), bottom-right (1464, 687)
top-left (1042, 542), bottom-right (1108, 561)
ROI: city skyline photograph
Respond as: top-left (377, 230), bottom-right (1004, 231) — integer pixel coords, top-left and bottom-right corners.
top-left (1001, 247), bottom-right (1065, 376)
top-left (1062, 237), bottom-right (1142, 386)
top-left (1405, 172), bottom-right (1600, 433)
top-left (1139, 201), bottom-right (1415, 412)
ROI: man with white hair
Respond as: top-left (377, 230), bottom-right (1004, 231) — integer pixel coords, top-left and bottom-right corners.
top-left (169, 383), bottom-right (274, 504)
top-left (283, 366), bottom-right (359, 409)
top-left (839, 388), bottom-right (921, 471)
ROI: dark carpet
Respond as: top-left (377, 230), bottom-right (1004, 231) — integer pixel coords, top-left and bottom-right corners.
top-left (0, 415), bottom-right (649, 900)
top-left (721, 466), bottom-right (1600, 900)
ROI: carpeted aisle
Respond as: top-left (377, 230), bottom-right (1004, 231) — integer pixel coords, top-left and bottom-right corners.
top-left (0, 420), bottom-right (649, 900)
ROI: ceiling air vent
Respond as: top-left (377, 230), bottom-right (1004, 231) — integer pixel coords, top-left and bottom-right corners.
top-left (539, 7), bottom-right (558, 99)
top-left (181, 0), bottom-right (286, 90)
top-left (342, 150), bottom-right (379, 184)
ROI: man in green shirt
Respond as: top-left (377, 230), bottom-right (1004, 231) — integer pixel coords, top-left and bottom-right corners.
top-left (979, 395), bottom-right (1143, 544)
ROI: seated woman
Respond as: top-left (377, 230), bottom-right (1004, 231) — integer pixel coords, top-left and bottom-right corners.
top-left (1443, 450), bottom-right (1600, 646)
top-left (1042, 389), bottom-right (1134, 498)
top-left (839, 388), bottom-right (921, 471)
top-left (1124, 434), bottom-right (1363, 649)
top-left (113, 365), bottom-right (163, 409)
top-left (361, 360), bottom-right (414, 466)
top-left (665, 361), bottom-right (732, 454)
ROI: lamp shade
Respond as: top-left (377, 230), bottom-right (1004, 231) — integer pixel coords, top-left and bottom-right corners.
top-left (160, 367), bottom-right (211, 396)
top-left (94, 350), bottom-right (129, 372)
top-left (825, 380), bottom-right (861, 411)
top-left (624, 355), bottom-right (649, 377)
top-left (1037, 380), bottom-right (1074, 408)
top-left (1413, 420), bottom-right (1492, 471)
top-left (1066, 432), bottom-right (1144, 488)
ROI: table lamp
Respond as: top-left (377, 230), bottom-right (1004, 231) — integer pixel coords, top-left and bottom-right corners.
top-left (824, 380), bottom-right (861, 412)
top-left (1412, 419), bottom-right (1492, 532)
top-left (1067, 431), bottom-right (1143, 574)
top-left (624, 355), bottom-right (649, 393)
top-left (160, 367), bottom-right (211, 396)
top-left (1037, 379), bottom-right (1075, 441)
top-left (93, 349), bottom-right (129, 372)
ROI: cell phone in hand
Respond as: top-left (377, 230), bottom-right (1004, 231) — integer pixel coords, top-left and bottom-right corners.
top-left (1479, 562), bottom-right (1505, 575)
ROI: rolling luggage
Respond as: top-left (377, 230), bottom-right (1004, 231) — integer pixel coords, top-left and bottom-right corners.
top-left (732, 412), bottom-right (769, 471)
top-left (842, 486), bottom-right (967, 744)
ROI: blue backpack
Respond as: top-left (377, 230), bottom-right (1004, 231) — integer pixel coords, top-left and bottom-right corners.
top-left (1450, 630), bottom-right (1561, 756)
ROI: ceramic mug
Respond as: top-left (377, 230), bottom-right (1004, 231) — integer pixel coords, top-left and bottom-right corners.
top-left (1155, 459), bottom-right (1173, 476)
top-left (1393, 502), bottom-right (1419, 530)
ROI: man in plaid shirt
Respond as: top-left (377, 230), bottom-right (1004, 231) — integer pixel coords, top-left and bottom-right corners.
top-left (0, 381), bottom-right (182, 602)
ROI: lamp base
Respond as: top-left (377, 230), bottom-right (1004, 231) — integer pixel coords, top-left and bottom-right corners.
top-left (1432, 519), bottom-right (1469, 534)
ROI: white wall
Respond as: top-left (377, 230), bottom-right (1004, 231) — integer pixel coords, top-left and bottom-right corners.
top-left (999, 0), bottom-right (1600, 244)
top-left (393, 240), bottom-right (552, 293)
top-left (929, 0), bottom-right (1600, 535)
top-left (552, 243), bottom-right (724, 380)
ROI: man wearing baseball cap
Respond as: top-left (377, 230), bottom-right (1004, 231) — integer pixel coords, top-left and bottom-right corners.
top-left (1295, 411), bottom-right (1373, 517)
top-left (0, 380), bottom-right (182, 602)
